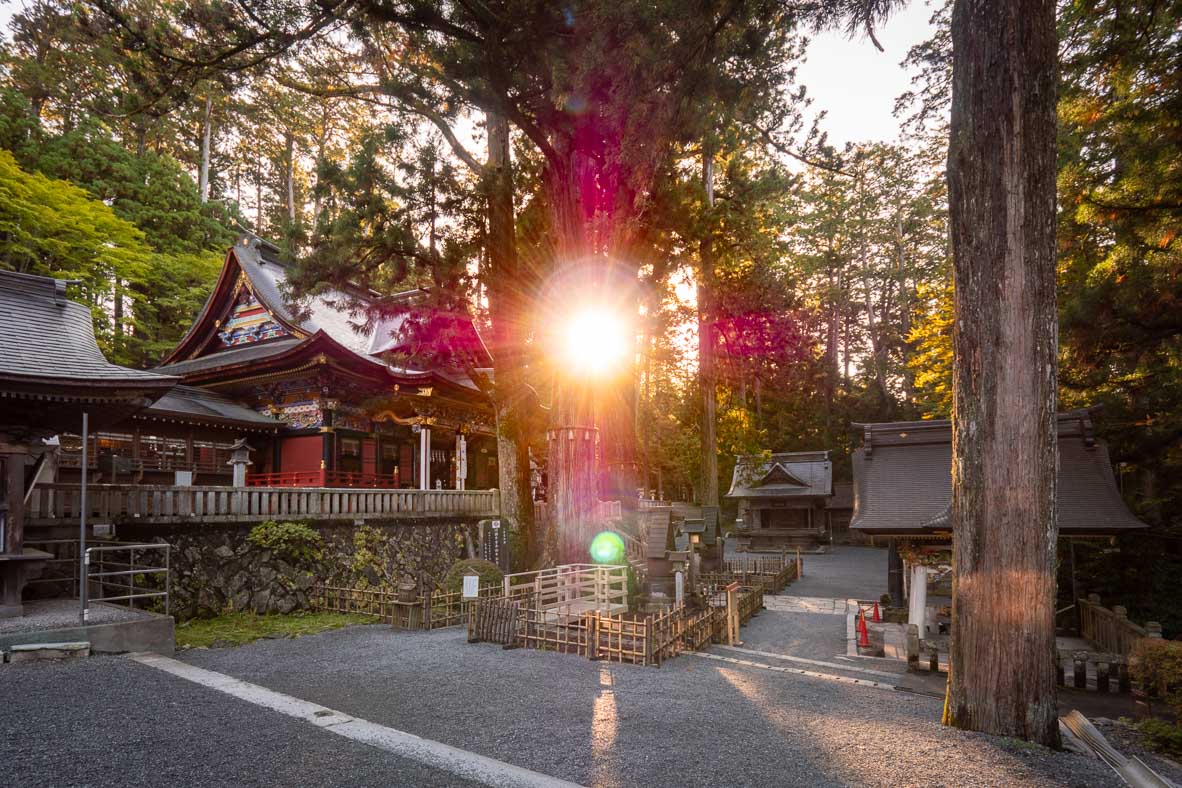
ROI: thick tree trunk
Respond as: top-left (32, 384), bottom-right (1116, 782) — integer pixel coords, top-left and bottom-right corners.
top-left (312, 109), bottom-right (329, 232)
top-left (199, 94), bottom-right (213, 204)
top-left (698, 149), bottom-right (720, 509)
top-left (285, 131), bottom-right (297, 223)
top-left (484, 111), bottom-right (540, 567)
top-left (945, 0), bottom-right (1060, 746)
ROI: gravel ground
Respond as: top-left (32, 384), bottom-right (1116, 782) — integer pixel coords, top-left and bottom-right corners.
top-left (178, 624), bottom-right (1120, 787)
top-left (787, 546), bottom-right (887, 601)
top-left (0, 600), bottom-right (152, 634)
top-left (0, 655), bottom-right (479, 787)
top-left (740, 610), bottom-right (850, 662)
top-left (1093, 717), bottom-right (1182, 784)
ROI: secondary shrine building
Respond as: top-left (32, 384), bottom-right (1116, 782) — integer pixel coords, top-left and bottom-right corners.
top-left (59, 235), bottom-right (498, 491)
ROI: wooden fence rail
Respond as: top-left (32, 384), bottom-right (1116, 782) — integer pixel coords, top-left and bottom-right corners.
top-left (466, 583), bottom-right (765, 667)
top-left (310, 584), bottom-right (504, 630)
top-left (1078, 593), bottom-right (1162, 657)
top-left (26, 483), bottom-right (499, 526)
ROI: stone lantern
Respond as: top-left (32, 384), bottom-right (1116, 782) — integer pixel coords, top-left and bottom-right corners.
top-left (227, 438), bottom-right (254, 487)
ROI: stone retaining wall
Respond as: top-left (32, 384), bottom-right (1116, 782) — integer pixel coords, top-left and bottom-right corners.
top-left (127, 520), bottom-right (475, 620)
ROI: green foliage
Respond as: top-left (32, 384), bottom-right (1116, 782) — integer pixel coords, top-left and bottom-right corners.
top-left (246, 521), bottom-right (324, 565)
top-left (175, 611), bottom-right (378, 649)
top-left (1131, 639), bottom-right (1182, 715)
top-left (348, 525), bottom-right (388, 587)
top-left (908, 280), bottom-right (954, 418)
top-left (1138, 719), bottom-right (1182, 758)
top-left (442, 558), bottom-right (503, 594)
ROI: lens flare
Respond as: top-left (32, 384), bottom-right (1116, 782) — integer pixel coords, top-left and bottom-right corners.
top-left (589, 531), bottom-right (626, 564)
top-left (562, 308), bottom-right (628, 377)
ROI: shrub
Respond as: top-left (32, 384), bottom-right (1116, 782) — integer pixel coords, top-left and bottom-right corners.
top-left (1139, 718), bottom-right (1182, 758)
top-left (442, 558), bottom-right (503, 594)
top-left (246, 520), bottom-right (324, 564)
top-left (1131, 638), bottom-right (1182, 714)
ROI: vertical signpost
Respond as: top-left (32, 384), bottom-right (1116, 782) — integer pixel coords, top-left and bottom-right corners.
top-left (456, 434), bottom-right (467, 491)
top-left (79, 411), bottom-right (89, 626)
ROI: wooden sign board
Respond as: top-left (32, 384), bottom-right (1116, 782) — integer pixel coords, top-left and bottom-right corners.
top-left (462, 574), bottom-right (480, 599)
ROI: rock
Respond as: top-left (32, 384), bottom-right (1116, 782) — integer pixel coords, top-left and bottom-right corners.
top-left (232, 589), bottom-right (251, 611)
top-left (214, 545), bottom-right (235, 560)
top-left (9, 642), bottom-right (91, 663)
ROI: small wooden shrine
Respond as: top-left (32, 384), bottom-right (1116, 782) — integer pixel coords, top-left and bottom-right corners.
top-left (850, 411), bottom-right (1149, 630)
top-left (727, 451), bottom-right (833, 552)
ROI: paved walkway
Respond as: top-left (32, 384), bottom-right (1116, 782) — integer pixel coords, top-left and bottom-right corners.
top-left (764, 596), bottom-right (849, 615)
top-left (739, 546), bottom-right (887, 664)
top-left (788, 546), bottom-right (888, 601)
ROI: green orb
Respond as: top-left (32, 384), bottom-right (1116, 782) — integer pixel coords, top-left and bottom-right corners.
top-left (589, 531), bottom-right (626, 564)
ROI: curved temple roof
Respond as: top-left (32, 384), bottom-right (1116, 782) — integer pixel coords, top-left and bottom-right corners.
top-left (850, 411), bottom-right (1147, 536)
top-left (157, 235), bottom-right (490, 392)
top-left (726, 451), bottom-right (833, 499)
top-left (0, 269), bottom-right (176, 434)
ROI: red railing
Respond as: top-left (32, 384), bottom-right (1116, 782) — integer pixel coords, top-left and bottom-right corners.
top-left (245, 470), bottom-right (402, 489)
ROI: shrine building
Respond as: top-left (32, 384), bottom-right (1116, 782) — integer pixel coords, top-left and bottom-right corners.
top-left (57, 235), bottom-right (498, 492)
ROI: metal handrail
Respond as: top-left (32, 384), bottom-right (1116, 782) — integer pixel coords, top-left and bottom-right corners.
top-left (84, 542), bottom-right (170, 620)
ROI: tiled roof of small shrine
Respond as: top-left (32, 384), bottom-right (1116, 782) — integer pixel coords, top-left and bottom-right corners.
top-left (850, 411), bottom-right (1148, 536)
top-left (726, 451), bottom-right (832, 499)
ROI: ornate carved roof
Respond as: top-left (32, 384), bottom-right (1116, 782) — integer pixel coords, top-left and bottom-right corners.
top-left (154, 236), bottom-right (491, 409)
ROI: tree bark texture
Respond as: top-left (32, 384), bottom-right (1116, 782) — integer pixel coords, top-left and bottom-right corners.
top-left (199, 94), bottom-right (213, 204)
top-left (549, 417), bottom-right (600, 564)
top-left (945, 0), bottom-right (1060, 746)
top-left (285, 131), bottom-right (297, 222)
top-left (484, 111), bottom-right (539, 567)
top-left (699, 149), bottom-right (720, 508)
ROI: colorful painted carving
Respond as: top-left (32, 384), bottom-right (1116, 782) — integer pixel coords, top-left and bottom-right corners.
top-left (218, 287), bottom-right (289, 347)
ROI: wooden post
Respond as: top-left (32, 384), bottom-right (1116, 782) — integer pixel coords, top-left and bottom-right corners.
top-left (725, 581), bottom-right (740, 646)
top-left (906, 624), bottom-right (920, 671)
top-left (1055, 653), bottom-right (1065, 687)
top-left (1073, 652), bottom-right (1087, 689)
top-left (1097, 661), bottom-right (1110, 693)
top-left (928, 648), bottom-right (939, 673)
top-left (795, 547), bottom-right (802, 579)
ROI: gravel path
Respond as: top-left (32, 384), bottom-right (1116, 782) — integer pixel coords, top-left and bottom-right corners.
top-left (0, 654), bottom-right (478, 787)
top-left (0, 600), bottom-right (152, 634)
top-left (178, 624), bottom-right (1119, 787)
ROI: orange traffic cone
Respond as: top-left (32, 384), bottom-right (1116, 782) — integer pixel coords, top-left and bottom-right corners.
top-left (872, 601), bottom-right (881, 623)
top-left (857, 610), bottom-right (870, 648)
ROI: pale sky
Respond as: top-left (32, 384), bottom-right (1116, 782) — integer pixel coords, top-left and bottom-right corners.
top-left (796, 3), bottom-right (939, 149)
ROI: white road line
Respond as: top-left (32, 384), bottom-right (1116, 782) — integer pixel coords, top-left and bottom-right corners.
top-left (128, 652), bottom-right (582, 788)
top-left (712, 645), bottom-right (902, 678)
top-left (688, 651), bottom-right (898, 691)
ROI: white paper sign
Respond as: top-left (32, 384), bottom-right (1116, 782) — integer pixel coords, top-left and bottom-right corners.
top-left (462, 574), bottom-right (480, 599)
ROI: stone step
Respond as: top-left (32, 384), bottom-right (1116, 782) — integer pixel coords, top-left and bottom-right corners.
top-left (5, 641), bottom-right (91, 664)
